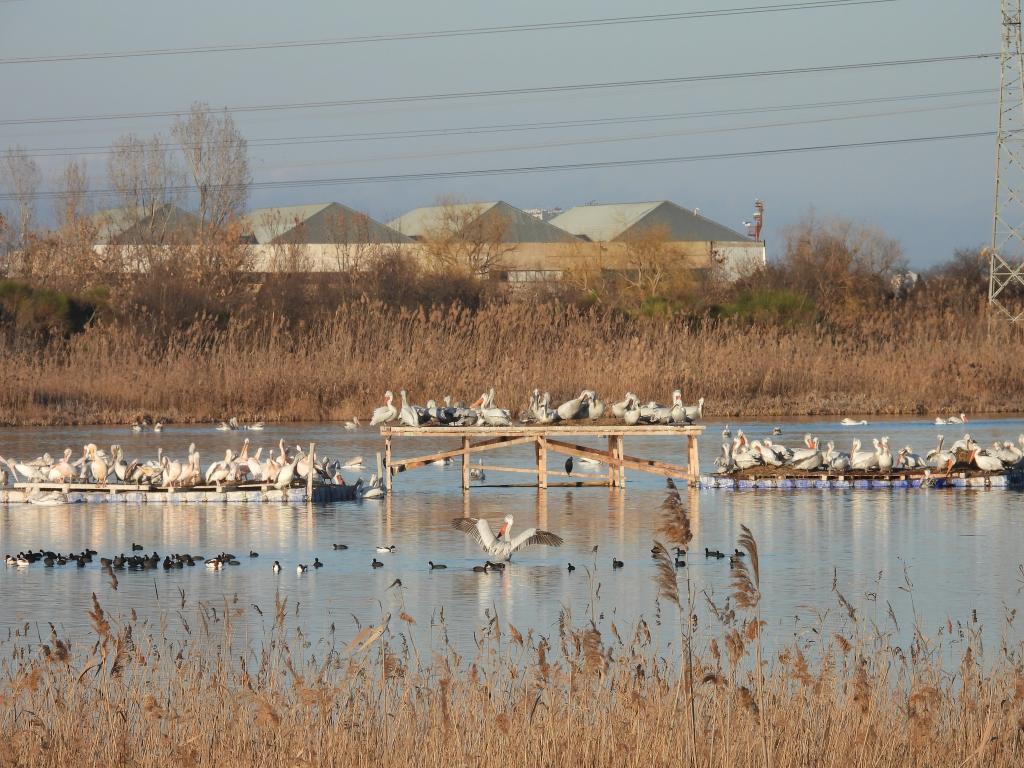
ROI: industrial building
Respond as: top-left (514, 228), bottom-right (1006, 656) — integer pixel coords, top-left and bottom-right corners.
top-left (88, 204), bottom-right (200, 245)
top-left (242, 202), bottom-right (410, 272)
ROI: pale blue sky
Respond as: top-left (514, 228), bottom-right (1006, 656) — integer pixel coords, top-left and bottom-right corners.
top-left (0, 0), bottom-right (998, 265)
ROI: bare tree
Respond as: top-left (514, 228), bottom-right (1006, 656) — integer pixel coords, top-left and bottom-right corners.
top-left (54, 158), bottom-right (90, 229)
top-left (107, 132), bottom-right (183, 240)
top-left (418, 198), bottom-right (514, 276)
top-left (172, 102), bottom-right (250, 229)
top-left (2, 146), bottom-right (41, 247)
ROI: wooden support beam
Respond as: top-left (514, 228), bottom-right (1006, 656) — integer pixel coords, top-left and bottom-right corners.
top-left (537, 436), bottom-right (547, 489)
top-left (687, 435), bottom-right (700, 482)
top-left (391, 435), bottom-right (537, 473)
top-left (607, 436), bottom-right (616, 487)
top-left (462, 436), bottom-right (470, 491)
top-left (475, 464), bottom-right (577, 478)
top-left (474, 481), bottom-right (610, 488)
top-left (545, 438), bottom-right (691, 479)
top-left (384, 435), bottom-right (392, 493)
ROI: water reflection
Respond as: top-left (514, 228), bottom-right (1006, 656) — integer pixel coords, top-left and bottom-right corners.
top-left (0, 418), bottom-right (1023, 655)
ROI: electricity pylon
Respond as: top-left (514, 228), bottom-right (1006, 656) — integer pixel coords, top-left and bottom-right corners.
top-left (991, 0), bottom-right (1024, 321)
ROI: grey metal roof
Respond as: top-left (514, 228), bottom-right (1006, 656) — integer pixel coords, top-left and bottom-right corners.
top-left (389, 201), bottom-right (577, 243)
top-left (87, 204), bottom-right (200, 244)
top-left (243, 202), bottom-right (411, 244)
top-left (550, 201), bottom-right (749, 243)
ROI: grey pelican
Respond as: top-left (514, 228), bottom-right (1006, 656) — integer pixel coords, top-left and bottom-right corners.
top-left (451, 514), bottom-right (563, 561)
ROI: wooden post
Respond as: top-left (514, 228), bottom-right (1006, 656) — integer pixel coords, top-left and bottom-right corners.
top-left (384, 435), bottom-right (392, 493)
top-left (616, 435), bottom-right (625, 486)
top-left (607, 435), bottom-right (616, 487)
top-left (307, 442), bottom-right (316, 500)
top-left (687, 434), bottom-right (700, 484)
top-left (376, 451), bottom-right (384, 483)
top-left (461, 436), bottom-right (471, 491)
top-left (536, 436), bottom-right (548, 489)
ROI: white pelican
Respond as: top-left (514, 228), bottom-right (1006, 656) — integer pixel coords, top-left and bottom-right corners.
top-left (343, 455), bottom-right (366, 469)
top-left (273, 453), bottom-right (299, 490)
top-left (669, 390), bottom-right (685, 424)
top-left (475, 389), bottom-right (512, 427)
top-left (733, 442), bottom-right (763, 469)
top-left (206, 449), bottom-right (235, 488)
top-left (850, 439), bottom-right (876, 470)
top-left (611, 393), bottom-right (637, 420)
top-left (153, 422), bottom-right (163, 433)
top-left (722, 424), bottom-right (732, 440)
top-left (47, 449), bottom-right (76, 483)
top-left (535, 392), bottom-right (559, 424)
top-left (245, 447), bottom-right (263, 481)
top-left (398, 390), bottom-right (419, 428)
top-left (358, 474), bottom-right (384, 498)
top-left (451, 514), bottom-right (563, 561)
top-left (755, 440), bottom-right (783, 467)
top-left (877, 437), bottom-right (894, 472)
top-left (587, 391), bottom-right (606, 421)
top-left (787, 437), bottom-right (822, 470)
top-left (86, 444), bottom-right (108, 484)
top-left (681, 397), bottom-right (704, 423)
top-left (900, 446), bottom-right (926, 469)
top-left (926, 436), bottom-right (956, 469)
top-left (840, 418), bottom-right (867, 426)
top-left (971, 448), bottom-right (1004, 472)
top-left (344, 416), bottom-right (360, 431)
top-left (712, 443), bottom-right (733, 474)
top-left (216, 421), bottom-right (231, 431)
top-left (370, 391), bottom-right (398, 426)
top-left (994, 441), bottom-right (1022, 465)
top-left (950, 433), bottom-right (977, 453)
top-left (161, 455), bottom-right (183, 488)
top-left (623, 395), bottom-right (642, 426)
top-left (556, 391), bottom-right (587, 421)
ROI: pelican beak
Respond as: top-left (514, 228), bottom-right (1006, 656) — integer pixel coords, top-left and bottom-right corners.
top-left (470, 397), bottom-right (484, 409)
top-left (497, 522), bottom-right (509, 540)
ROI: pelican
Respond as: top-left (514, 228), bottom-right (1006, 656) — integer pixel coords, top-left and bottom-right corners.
top-left (787, 437), bottom-right (822, 470)
top-left (344, 416), bottom-right (360, 431)
top-left (681, 397), bottom-right (704, 423)
top-left (623, 395), bottom-right (642, 426)
top-left (877, 437), bottom-right (894, 472)
top-left (370, 391), bottom-right (398, 426)
top-left (712, 443), bottom-right (733, 474)
top-left (611, 393), bottom-right (637, 420)
top-left (86, 444), bottom-right (108, 484)
top-left (948, 412), bottom-right (968, 424)
top-left (587, 391), bottom-right (606, 421)
top-left (216, 421), bottom-right (231, 431)
top-left (829, 443), bottom-right (852, 472)
top-left (205, 449), bottom-right (235, 488)
top-left (556, 391), bottom-right (588, 421)
top-left (733, 442), bottom-right (763, 469)
top-left (722, 424), bottom-right (732, 440)
top-left (395, 390), bottom-right (419, 428)
top-left (850, 439), bottom-right (876, 470)
top-left (900, 446), bottom-right (926, 469)
top-left (451, 514), bottom-right (563, 561)
top-left (971, 448), bottom-right (1004, 472)
top-left (755, 440), bottom-right (783, 467)
top-left (273, 453), bottom-right (300, 490)
top-left (950, 433), bottom-right (977, 453)
top-left (926, 436), bottom-right (956, 469)
top-left (161, 455), bottom-right (183, 488)
top-left (358, 474), bottom-right (384, 498)
top-left (994, 441), bottom-right (1022, 466)
top-left (669, 390), bottom-right (685, 424)
top-left (840, 418), bottom-right (868, 426)
top-left (475, 388), bottom-right (512, 427)
top-left (343, 455), bottom-right (366, 469)
top-left (46, 449), bottom-right (76, 483)
top-left (535, 392), bottom-right (559, 424)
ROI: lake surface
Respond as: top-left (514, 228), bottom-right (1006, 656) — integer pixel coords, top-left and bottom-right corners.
top-left (1, 417), bottom-right (1022, 656)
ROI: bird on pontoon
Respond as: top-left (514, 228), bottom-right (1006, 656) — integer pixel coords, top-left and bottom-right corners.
top-left (370, 391), bottom-right (398, 426)
top-left (451, 514), bottom-right (563, 561)
top-left (397, 390), bottom-right (419, 428)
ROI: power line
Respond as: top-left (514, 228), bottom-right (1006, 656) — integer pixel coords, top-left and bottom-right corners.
top-left (0, 0), bottom-right (900, 65)
top-left (12, 87), bottom-right (997, 159)
top-left (0, 131), bottom-right (992, 201)
top-left (0, 52), bottom-right (997, 127)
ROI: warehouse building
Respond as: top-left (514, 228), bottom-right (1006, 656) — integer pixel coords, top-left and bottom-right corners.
top-left (550, 200), bottom-right (765, 278)
top-left (243, 202), bottom-right (411, 271)
top-left (88, 204), bottom-right (200, 245)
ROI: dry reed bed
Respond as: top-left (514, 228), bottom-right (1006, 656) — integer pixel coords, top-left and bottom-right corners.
top-left (0, 303), bottom-right (1021, 426)
top-left (2, 494), bottom-right (1023, 767)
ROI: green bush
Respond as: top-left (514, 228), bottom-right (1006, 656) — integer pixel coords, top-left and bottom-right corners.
top-left (714, 288), bottom-right (816, 327)
top-left (0, 279), bottom-right (101, 340)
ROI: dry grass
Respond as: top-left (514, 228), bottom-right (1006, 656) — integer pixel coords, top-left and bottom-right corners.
top-left (2, 517), bottom-right (1023, 767)
top-left (0, 301), bottom-right (1022, 426)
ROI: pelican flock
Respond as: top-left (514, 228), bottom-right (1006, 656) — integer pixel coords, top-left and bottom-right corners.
top-left (0, 438), bottom-right (382, 497)
top-left (364, 387), bottom-right (705, 428)
top-left (712, 429), bottom-right (1024, 476)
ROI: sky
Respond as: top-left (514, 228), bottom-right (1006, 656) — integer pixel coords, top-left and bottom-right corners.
top-left (0, 0), bottom-right (999, 267)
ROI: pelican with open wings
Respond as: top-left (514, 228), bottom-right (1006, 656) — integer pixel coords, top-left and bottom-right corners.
top-left (451, 514), bottom-right (563, 561)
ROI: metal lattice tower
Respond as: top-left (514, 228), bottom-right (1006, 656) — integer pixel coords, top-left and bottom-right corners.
top-left (991, 0), bottom-right (1024, 321)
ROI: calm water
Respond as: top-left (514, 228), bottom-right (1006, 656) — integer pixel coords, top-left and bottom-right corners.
top-left (1, 417), bottom-right (1023, 653)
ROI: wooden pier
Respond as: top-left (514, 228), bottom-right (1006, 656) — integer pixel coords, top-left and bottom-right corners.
top-left (380, 424), bottom-right (704, 492)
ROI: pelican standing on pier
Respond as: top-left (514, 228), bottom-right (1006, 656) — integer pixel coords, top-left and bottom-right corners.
top-left (371, 391), bottom-right (398, 426)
